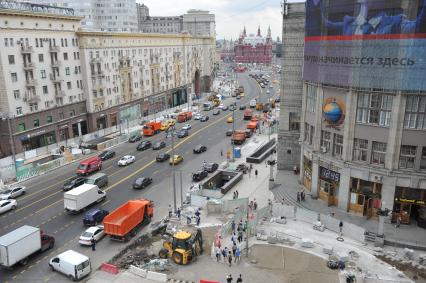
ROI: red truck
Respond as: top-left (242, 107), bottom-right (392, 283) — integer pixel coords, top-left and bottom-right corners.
top-left (76, 156), bottom-right (102, 176)
top-left (103, 199), bottom-right (154, 241)
top-left (143, 121), bottom-right (162, 136)
top-left (177, 111), bottom-right (192, 123)
top-left (246, 121), bottom-right (258, 130)
top-left (231, 130), bottom-right (246, 145)
top-left (243, 109), bottom-right (253, 120)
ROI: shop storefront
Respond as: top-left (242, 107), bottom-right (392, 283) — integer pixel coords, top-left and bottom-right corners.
top-left (349, 178), bottom-right (382, 219)
top-left (303, 156), bottom-right (312, 191)
top-left (393, 187), bottom-right (426, 228)
top-left (318, 166), bottom-right (340, 206)
top-left (96, 115), bottom-right (107, 130)
top-left (20, 130), bottom-right (56, 151)
top-left (72, 120), bottom-right (88, 137)
top-left (58, 124), bottom-right (70, 142)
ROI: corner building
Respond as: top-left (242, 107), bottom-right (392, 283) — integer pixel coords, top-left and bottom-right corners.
top-left (300, 0), bottom-right (426, 227)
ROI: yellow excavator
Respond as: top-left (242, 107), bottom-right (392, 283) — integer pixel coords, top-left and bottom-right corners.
top-left (158, 228), bottom-right (203, 265)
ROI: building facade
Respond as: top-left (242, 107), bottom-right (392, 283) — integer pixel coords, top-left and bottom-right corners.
top-left (25, 0), bottom-right (138, 32)
top-left (234, 26), bottom-right (272, 64)
top-left (300, 0), bottom-right (426, 227)
top-left (0, 4), bottom-right (215, 157)
top-left (182, 10), bottom-right (215, 37)
top-left (277, 2), bottom-right (305, 170)
top-left (138, 15), bottom-right (183, 34)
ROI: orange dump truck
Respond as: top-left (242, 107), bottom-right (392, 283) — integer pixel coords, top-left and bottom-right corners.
top-left (231, 130), bottom-right (246, 145)
top-left (103, 199), bottom-right (154, 241)
top-left (247, 121), bottom-right (257, 130)
top-left (243, 109), bottom-right (253, 120)
top-left (177, 111), bottom-right (193, 123)
top-left (143, 121), bottom-right (162, 136)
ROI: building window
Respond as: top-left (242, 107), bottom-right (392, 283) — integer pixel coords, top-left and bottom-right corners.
top-left (38, 54), bottom-right (44, 62)
top-left (421, 147), bottom-right (426, 170)
top-left (70, 109), bottom-right (75, 117)
top-left (59, 112), bottom-right (64, 119)
top-left (11, 73), bottom-right (17, 82)
top-left (320, 130), bottom-right (331, 152)
top-left (13, 90), bottom-right (20, 99)
top-left (33, 119), bottom-right (39, 127)
top-left (16, 107), bottom-right (22, 115)
top-left (304, 123), bottom-right (314, 145)
top-left (47, 115), bottom-right (53, 123)
top-left (353, 138), bottom-right (368, 162)
top-left (371, 141), bottom-right (387, 165)
top-left (8, 55), bottom-right (15, 64)
top-left (17, 122), bottom-right (25, 132)
top-left (65, 67), bottom-right (70, 75)
top-left (399, 145), bottom-right (416, 169)
top-left (43, 85), bottom-right (48, 94)
top-left (306, 85), bottom-right (317, 113)
top-left (41, 70), bottom-right (46, 79)
top-left (63, 52), bottom-right (68, 60)
top-left (29, 103), bottom-right (38, 112)
top-left (404, 95), bottom-right (426, 129)
top-left (356, 93), bottom-right (393, 126)
top-left (67, 81), bottom-right (72, 89)
top-left (333, 134), bottom-right (343, 158)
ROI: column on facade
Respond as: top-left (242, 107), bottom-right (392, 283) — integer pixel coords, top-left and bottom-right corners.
top-left (310, 85), bottom-right (324, 195)
top-left (342, 89), bottom-right (356, 161)
top-left (386, 92), bottom-right (405, 170)
top-left (298, 83), bottom-right (308, 183)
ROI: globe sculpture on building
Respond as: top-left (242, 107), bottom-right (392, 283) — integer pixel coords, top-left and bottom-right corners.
top-left (323, 101), bottom-right (343, 124)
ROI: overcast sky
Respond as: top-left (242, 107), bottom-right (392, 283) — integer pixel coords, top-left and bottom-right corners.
top-left (137, 0), bottom-right (288, 40)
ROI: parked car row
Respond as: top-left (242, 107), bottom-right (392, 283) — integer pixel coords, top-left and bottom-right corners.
top-left (191, 162), bottom-right (219, 182)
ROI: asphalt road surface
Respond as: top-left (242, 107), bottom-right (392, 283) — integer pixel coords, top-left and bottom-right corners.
top-left (0, 71), bottom-right (277, 282)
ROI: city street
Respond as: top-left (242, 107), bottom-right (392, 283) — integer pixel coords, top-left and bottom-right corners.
top-left (0, 71), bottom-right (277, 282)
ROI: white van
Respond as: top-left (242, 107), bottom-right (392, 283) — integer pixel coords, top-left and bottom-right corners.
top-left (49, 250), bottom-right (91, 281)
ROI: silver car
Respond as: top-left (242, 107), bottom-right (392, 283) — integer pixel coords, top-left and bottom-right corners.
top-left (0, 186), bottom-right (26, 200)
top-left (0, 199), bottom-right (17, 214)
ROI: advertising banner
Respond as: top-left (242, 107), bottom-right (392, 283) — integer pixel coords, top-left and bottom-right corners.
top-left (304, 0), bottom-right (426, 91)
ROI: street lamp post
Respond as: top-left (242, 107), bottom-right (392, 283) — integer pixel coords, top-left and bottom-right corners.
top-left (231, 106), bottom-right (235, 161)
top-left (6, 116), bottom-right (17, 174)
top-left (170, 126), bottom-right (177, 212)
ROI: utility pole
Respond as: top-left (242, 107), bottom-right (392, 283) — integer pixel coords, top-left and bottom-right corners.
top-left (5, 115), bottom-right (17, 175)
top-left (171, 126), bottom-right (177, 212)
top-left (180, 170), bottom-right (183, 206)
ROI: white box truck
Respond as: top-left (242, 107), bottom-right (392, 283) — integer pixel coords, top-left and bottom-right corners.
top-left (249, 99), bottom-right (257, 108)
top-left (64, 184), bottom-right (106, 214)
top-left (0, 225), bottom-right (55, 267)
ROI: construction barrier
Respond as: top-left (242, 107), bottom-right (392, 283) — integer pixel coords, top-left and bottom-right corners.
top-left (100, 263), bottom-right (119, 274)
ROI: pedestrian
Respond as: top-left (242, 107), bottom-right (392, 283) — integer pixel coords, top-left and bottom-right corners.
top-left (195, 209), bottom-right (201, 218)
top-left (187, 215), bottom-right (192, 224)
top-left (268, 199), bottom-right (273, 214)
top-left (339, 221), bottom-right (343, 235)
top-left (249, 200), bottom-right (253, 210)
top-left (231, 220), bottom-right (236, 233)
top-left (238, 230), bottom-right (243, 243)
top-left (231, 233), bottom-right (236, 244)
top-left (236, 190), bottom-right (239, 198)
top-left (248, 167), bottom-right (251, 178)
top-left (255, 169), bottom-right (258, 178)
top-left (91, 236), bottom-right (96, 251)
top-left (223, 247), bottom-right (229, 262)
top-left (177, 207), bottom-right (181, 219)
top-left (226, 274), bottom-right (233, 283)
top-left (297, 192), bottom-right (301, 203)
top-left (233, 191), bottom-right (236, 200)
top-left (221, 149), bottom-right (223, 156)
top-left (302, 191), bottom-right (306, 201)
top-left (232, 243), bottom-right (237, 256)
top-left (216, 247), bottom-right (221, 262)
top-left (196, 215), bottom-right (201, 226)
top-left (168, 204), bottom-right (172, 218)
top-left (236, 274), bottom-right (243, 282)
top-left (396, 215), bottom-right (401, 228)
top-left (253, 198), bottom-right (258, 211)
top-left (228, 253), bottom-right (233, 267)
top-left (235, 248), bottom-right (241, 263)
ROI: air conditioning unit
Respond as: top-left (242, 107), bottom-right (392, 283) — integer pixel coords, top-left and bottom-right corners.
top-left (321, 146), bottom-right (327, 153)
top-left (374, 175), bottom-right (383, 182)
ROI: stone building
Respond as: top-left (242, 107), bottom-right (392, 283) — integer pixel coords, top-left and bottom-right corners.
top-left (0, 3), bottom-right (215, 157)
top-left (234, 26), bottom-right (272, 64)
top-left (277, 2), bottom-right (305, 170)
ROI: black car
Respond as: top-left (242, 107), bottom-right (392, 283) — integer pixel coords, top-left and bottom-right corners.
top-left (156, 152), bottom-right (170, 162)
top-left (193, 145), bottom-right (207, 154)
top-left (222, 105), bottom-right (229, 111)
top-left (98, 150), bottom-right (115, 160)
top-left (200, 116), bottom-right (209, 122)
top-left (213, 109), bottom-right (220, 115)
top-left (83, 208), bottom-right (109, 226)
top-left (239, 105), bottom-right (246, 110)
top-left (275, 97), bottom-right (281, 103)
top-left (133, 177), bottom-right (153, 189)
top-left (63, 176), bottom-right (86, 191)
top-left (128, 133), bottom-right (142, 143)
top-left (153, 141), bottom-right (166, 150)
top-left (229, 105), bottom-right (236, 111)
top-left (203, 162), bottom-right (219, 173)
top-left (137, 141), bottom-right (152, 151)
top-left (236, 163), bottom-right (249, 174)
top-left (226, 129), bottom-right (233, 136)
top-left (192, 170), bottom-right (208, 182)
top-left (177, 129), bottom-right (189, 138)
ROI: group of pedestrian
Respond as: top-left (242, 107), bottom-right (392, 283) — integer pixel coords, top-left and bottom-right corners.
top-left (248, 199), bottom-right (258, 211)
top-left (297, 191), bottom-right (306, 202)
top-left (232, 190), bottom-right (239, 199)
top-left (226, 274), bottom-right (243, 283)
top-left (216, 245), bottom-right (242, 266)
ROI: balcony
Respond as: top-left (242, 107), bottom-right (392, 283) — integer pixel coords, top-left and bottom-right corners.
top-left (25, 79), bottom-right (37, 87)
top-left (24, 94), bottom-right (41, 103)
top-left (55, 90), bottom-right (65, 98)
top-left (51, 60), bottom-right (61, 67)
top-left (91, 71), bottom-right (105, 78)
top-left (49, 45), bottom-right (60, 52)
top-left (20, 46), bottom-right (34, 54)
top-left (23, 62), bottom-right (35, 70)
top-left (50, 74), bottom-right (63, 83)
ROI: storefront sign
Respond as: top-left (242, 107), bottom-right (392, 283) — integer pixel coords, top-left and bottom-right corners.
top-left (27, 129), bottom-right (46, 138)
top-left (395, 197), bottom-right (425, 206)
top-left (319, 166), bottom-right (340, 183)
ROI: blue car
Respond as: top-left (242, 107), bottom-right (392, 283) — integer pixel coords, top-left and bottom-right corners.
top-left (82, 208), bottom-right (109, 226)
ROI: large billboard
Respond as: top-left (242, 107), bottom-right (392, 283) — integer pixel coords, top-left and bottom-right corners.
top-left (303, 0), bottom-right (426, 91)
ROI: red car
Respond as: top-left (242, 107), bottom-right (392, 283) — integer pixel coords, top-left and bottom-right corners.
top-left (77, 156), bottom-right (102, 176)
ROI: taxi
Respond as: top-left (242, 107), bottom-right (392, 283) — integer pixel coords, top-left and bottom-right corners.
top-left (227, 117), bottom-right (234, 123)
top-left (169, 155), bottom-right (184, 165)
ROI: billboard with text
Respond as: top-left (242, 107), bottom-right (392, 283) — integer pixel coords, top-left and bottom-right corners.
top-left (303, 0), bottom-right (426, 91)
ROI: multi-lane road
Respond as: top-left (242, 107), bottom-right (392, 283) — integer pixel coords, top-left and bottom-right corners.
top-left (0, 71), bottom-right (277, 282)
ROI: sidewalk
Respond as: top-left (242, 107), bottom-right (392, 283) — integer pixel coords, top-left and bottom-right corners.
top-left (272, 170), bottom-right (426, 249)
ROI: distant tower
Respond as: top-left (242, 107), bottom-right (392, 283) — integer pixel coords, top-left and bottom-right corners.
top-left (243, 25), bottom-right (247, 37)
top-left (267, 25), bottom-right (271, 38)
top-left (257, 25), bottom-right (261, 36)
